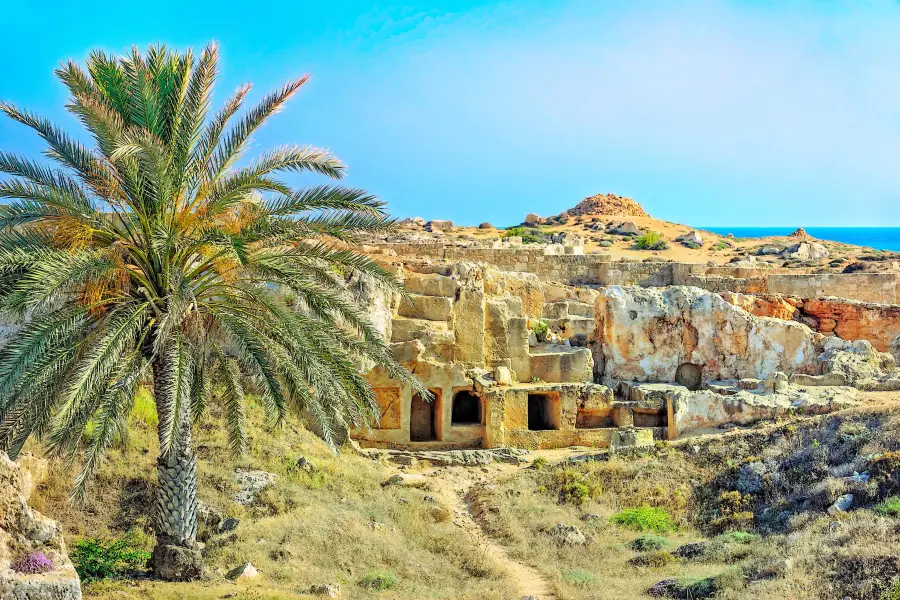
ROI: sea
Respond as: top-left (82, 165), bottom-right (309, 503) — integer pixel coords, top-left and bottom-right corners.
top-left (701, 227), bottom-right (900, 252)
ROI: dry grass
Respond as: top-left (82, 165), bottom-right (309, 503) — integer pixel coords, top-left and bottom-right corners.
top-left (473, 405), bottom-right (900, 599)
top-left (28, 392), bottom-right (517, 600)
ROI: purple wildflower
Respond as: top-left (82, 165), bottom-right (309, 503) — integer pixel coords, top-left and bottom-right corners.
top-left (11, 551), bottom-right (55, 574)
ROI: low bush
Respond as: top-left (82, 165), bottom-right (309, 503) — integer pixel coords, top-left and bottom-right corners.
top-left (532, 320), bottom-right (550, 343)
top-left (11, 551), bottom-right (54, 574)
top-left (360, 570), bottom-right (397, 591)
top-left (635, 231), bottom-right (669, 251)
top-left (563, 569), bottom-right (597, 587)
top-left (503, 226), bottom-right (548, 244)
top-left (544, 468), bottom-right (601, 505)
top-left (631, 534), bottom-right (669, 552)
top-left (71, 536), bottom-right (151, 581)
top-left (611, 506), bottom-right (675, 533)
top-left (875, 496), bottom-right (900, 517)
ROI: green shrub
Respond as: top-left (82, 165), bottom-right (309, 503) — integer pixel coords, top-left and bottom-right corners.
top-left (532, 320), bottom-right (550, 343)
top-left (544, 468), bottom-right (601, 505)
top-left (879, 579), bottom-right (900, 600)
top-left (611, 506), bottom-right (675, 533)
top-left (631, 534), bottom-right (669, 552)
top-left (718, 531), bottom-right (759, 544)
top-left (683, 241), bottom-right (701, 249)
top-left (71, 536), bottom-right (150, 581)
top-left (875, 496), bottom-right (900, 517)
top-left (531, 456), bottom-right (549, 470)
top-left (562, 569), bottom-right (597, 587)
top-left (130, 387), bottom-right (158, 428)
top-left (503, 226), bottom-right (548, 244)
top-left (360, 570), bottom-right (397, 591)
top-left (635, 231), bottom-right (669, 251)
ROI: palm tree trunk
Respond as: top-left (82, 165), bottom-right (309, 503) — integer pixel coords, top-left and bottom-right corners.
top-left (150, 354), bottom-right (203, 580)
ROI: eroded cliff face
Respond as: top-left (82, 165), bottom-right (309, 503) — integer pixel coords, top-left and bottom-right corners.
top-left (0, 452), bottom-right (81, 600)
top-left (594, 286), bottom-right (825, 383)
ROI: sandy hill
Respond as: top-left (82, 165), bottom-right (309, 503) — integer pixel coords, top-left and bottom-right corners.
top-left (562, 193), bottom-right (649, 218)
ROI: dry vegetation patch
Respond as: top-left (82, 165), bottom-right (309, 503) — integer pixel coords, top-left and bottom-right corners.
top-left (473, 405), bottom-right (900, 599)
top-left (29, 392), bottom-right (517, 600)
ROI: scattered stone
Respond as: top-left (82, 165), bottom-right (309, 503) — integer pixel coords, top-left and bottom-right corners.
top-left (672, 542), bottom-right (708, 560)
top-left (226, 562), bottom-right (258, 581)
top-left (827, 493), bottom-right (854, 515)
top-left (423, 495), bottom-right (437, 503)
top-left (197, 502), bottom-right (224, 540)
top-left (426, 219), bottom-right (454, 232)
top-left (737, 461), bottom-right (768, 494)
top-left (296, 456), bottom-right (317, 473)
top-left (309, 583), bottom-right (342, 597)
top-left (381, 473), bottom-right (429, 488)
top-left (219, 517), bottom-right (240, 534)
top-left (233, 469), bottom-right (277, 505)
top-left (676, 230), bottom-right (703, 246)
top-left (547, 523), bottom-right (586, 546)
top-left (610, 221), bottom-right (640, 235)
top-left (493, 365), bottom-right (514, 386)
top-left (580, 513), bottom-right (603, 523)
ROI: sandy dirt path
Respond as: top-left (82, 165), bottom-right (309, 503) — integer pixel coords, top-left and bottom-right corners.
top-left (398, 462), bottom-right (556, 600)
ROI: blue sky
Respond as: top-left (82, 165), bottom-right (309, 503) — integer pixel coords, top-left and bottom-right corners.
top-left (2, 1), bottom-right (900, 227)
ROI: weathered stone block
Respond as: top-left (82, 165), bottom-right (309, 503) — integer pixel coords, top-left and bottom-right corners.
top-left (398, 294), bottom-right (453, 321)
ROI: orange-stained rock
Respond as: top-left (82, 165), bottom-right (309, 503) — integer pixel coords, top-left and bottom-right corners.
top-left (802, 298), bottom-right (900, 358)
top-left (720, 292), bottom-right (800, 321)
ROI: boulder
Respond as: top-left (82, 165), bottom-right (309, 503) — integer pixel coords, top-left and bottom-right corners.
top-left (226, 562), bottom-right (258, 581)
top-left (524, 213), bottom-right (543, 224)
top-left (309, 583), bottom-right (342, 598)
top-left (610, 221), bottom-right (640, 235)
top-left (593, 286), bottom-right (824, 383)
top-left (233, 469), bottom-right (277, 505)
top-left (827, 493), bottom-right (854, 515)
top-left (478, 222), bottom-right (493, 229)
top-left (818, 339), bottom-right (897, 387)
top-left (0, 453), bottom-right (82, 600)
top-left (676, 230), bottom-right (703, 246)
top-left (547, 523), bottom-right (586, 546)
top-left (426, 220), bottom-right (454, 232)
top-left (781, 242), bottom-right (829, 261)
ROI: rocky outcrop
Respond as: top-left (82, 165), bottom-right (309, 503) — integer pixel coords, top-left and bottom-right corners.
top-left (801, 297), bottom-right (900, 358)
top-left (0, 453), bottom-right (81, 600)
top-left (564, 193), bottom-right (649, 218)
top-left (594, 286), bottom-right (825, 383)
top-left (720, 292), bottom-right (801, 321)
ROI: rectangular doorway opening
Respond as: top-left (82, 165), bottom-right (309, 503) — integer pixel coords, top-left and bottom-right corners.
top-left (528, 393), bottom-right (559, 431)
top-left (410, 390), bottom-right (440, 441)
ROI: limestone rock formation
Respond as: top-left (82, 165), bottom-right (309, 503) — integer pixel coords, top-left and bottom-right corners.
top-left (565, 193), bottom-right (649, 218)
top-left (789, 227), bottom-right (812, 240)
top-left (676, 230), bottom-right (703, 246)
top-left (781, 241), bottom-right (829, 261)
top-left (594, 286), bottom-right (824, 383)
top-left (0, 453), bottom-right (81, 600)
top-left (524, 213), bottom-right (542, 224)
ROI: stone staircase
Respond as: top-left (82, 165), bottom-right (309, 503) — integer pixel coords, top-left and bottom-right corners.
top-left (392, 273), bottom-right (459, 362)
top-left (543, 300), bottom-right (595, 340)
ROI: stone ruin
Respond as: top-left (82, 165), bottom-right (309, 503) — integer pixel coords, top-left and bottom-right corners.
top-left (352, 242), bottom-right (900, 451)
top-left (0, 452), bottom-right (81, 599)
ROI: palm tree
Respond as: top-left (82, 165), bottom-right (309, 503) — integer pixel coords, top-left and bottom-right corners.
top-left (0, 43), bottom-right (422, 579)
